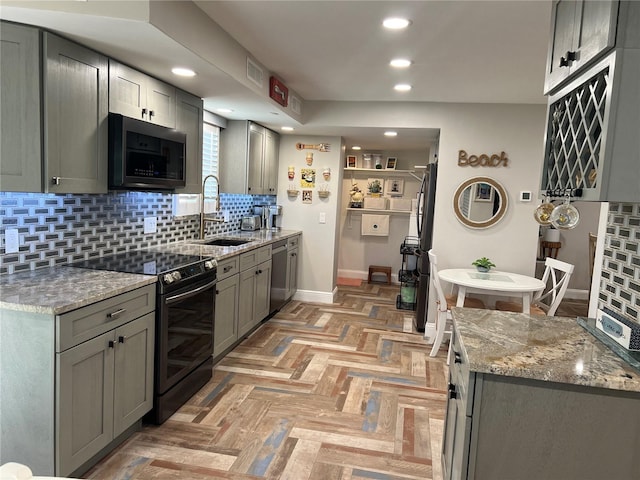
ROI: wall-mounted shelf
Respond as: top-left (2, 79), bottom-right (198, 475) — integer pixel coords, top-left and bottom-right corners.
top-left (346, 208), bottom-right (412, 215)
top-left (344, 168), bottom-right (423, 181)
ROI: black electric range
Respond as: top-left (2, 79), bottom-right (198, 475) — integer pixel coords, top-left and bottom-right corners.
top-left (72, 249), bottom-right (217, 294)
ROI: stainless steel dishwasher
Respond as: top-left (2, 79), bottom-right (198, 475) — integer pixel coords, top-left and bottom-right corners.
top-left (269, 239), bottom-right (288, 314)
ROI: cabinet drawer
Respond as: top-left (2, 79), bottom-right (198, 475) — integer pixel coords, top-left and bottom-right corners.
top-left (239, 245), bottom-right (272, 272)
top-left (287, 235), bottom-right (300, 249)
top-left (56, 284), bottom-right (156, 352)
top-left (217, 256), bottom-right (239, 281)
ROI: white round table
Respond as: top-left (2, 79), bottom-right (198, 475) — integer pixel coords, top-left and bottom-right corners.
top-left (438, 268), bottom-right (546, 313)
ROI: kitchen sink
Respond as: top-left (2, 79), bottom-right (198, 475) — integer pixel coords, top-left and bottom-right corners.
top-left (203, 238), bottom-right (251, 247)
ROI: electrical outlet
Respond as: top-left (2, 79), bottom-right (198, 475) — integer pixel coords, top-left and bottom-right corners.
top-left (223, 211), bottom-right (230, 222)
top-left (319, 212), bottom-right (326, 224)
top-left (144, 216), bottom-right (157, 234)
top-left (5, 228), bottom-right (19, 253)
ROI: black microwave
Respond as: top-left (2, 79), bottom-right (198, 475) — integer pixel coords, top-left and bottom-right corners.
top-left (108, 113), bottom-right (187, 190)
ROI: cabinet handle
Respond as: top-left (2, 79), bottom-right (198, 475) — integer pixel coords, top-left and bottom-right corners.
top-left (141, 108), bottom-right (147, 119)
top-left (448, 383), bottom-right (457, 400)
top-left (216, 289), bottom-right (220, 294)
top-left (559, 50), bottom-right (577, 67)
top-left (291, 252), bottom-right (296, 257)
top-left (118, 335), bottom-right (127, 344)
top-left (51, 176), bottom-right (61, 185)
top-left (223, 265), bottom-right (233, 273)
top-left (108, 340), bottom-right (115, 349)
top-left (454, 352), bottom-right (462, 364)
top-left (149, 110), bottom-right (155, 118)
top-left (107, 308), bottom-right (126, 320)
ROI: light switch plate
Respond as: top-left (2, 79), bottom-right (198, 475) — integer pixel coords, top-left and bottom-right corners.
top-left (319, 212), bottom-right (326, 224)
top-left (144, 216), bottom-right (157, 234)
top-left (5, 228), bottom-right (19, 253)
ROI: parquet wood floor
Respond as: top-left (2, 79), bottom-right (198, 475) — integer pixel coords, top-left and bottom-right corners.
top-left (86, 283), bottom-right (448, 480)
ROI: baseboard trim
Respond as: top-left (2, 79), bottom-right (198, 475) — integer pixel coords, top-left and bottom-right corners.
top-left (292, 288), bottom-right (335, 304)
top-left (565, 288), bottom-right (589, 300)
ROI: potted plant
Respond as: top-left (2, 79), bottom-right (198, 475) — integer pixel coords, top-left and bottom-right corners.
top-left (472, 257), bottom-right (496, 273)
top-left (367, 179), bottom-right (382, 197)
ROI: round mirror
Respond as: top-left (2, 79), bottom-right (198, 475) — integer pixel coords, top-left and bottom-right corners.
top-left (453, 177), bottom-right (508, 229)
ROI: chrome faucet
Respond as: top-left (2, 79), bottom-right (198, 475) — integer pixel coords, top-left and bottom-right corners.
top-left (200, 174), bottom-right (224, 239)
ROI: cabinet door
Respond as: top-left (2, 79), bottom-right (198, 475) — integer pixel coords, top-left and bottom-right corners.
top-left (573, 0), bottom-right (618, 72)
top-left (545, 0), bottom-right (578, 93)
top-left (146, 76), bottom-right (176, 128)
top-left (286, 246), bottom-right (299, 300)
top-left (238, 268), bottom-right (257, 337)
top-left (247, 123), bottom-right (265, 194)
top-left (263, 128), bottom-right (280, 194)
top-left (44, 33), bottom-right (108, 194)
top-left (254, 259), bottom-right (272, 323)
top-left (214, 274), bottom-right (240, 357)
top-left (57, 331), bottom-right (115, 476)
top-left (113, 313), bottom-right (155, 437)
top-left (109, 61), bottom-right (147, 121)
top-left (0, 23), bottom-right (42, 192)
top-left (175, 89), bottom-right (203, 194)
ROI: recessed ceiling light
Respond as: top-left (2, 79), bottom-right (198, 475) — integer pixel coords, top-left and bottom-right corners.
top-left (384, 131), bottom-right (398, 137)
top-left (394, 83), bottom-right (412, 92)
top-left (281, 126), bottom-right (294, 132)
top-left (383, 17), bottom-right (411, 30)
top-left (171, 67), bottom-right (196, 77)
top-left (352, 146), bottom-right (362, 151)
top-left (390, 59), bottom-right (412, 68)
top-left (216, 108), bottom-right (233, 113)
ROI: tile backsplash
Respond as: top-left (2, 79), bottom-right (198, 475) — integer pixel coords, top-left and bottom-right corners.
top-left (599, 202), bottom-right (640, 324)
top-left (0, 192), bottom-right (274, 275)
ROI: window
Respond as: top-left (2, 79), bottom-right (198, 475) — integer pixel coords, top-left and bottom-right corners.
top-left (172, 121), bottom-right (221, 217)
top-left (202, 122), bottom-right (220, 198)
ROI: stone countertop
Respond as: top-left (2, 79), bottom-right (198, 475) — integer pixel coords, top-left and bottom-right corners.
top-left (0, 230), bottom-right (301, 315)
top-left (451, 307), bottom-right (640, 393)
top-left (0, 267), bottom-right (156, 315)
top-left (149, 229), bottom-right (301, 260)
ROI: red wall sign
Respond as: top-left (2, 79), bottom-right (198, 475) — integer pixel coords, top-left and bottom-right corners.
top-left (269, 76), bottom-right (289, 107)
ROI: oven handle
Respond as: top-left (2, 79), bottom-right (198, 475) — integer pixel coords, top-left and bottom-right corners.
top-left (165, 279), bottom-right (217, 305)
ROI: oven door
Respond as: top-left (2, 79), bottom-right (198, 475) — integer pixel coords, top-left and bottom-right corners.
top-left (156, 275), bottom-right (216, 395)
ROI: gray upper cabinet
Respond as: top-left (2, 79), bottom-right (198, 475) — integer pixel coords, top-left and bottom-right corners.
top-left (220, 120), bottom-right (279, 194)
top-left (44, 33), bottom-right (109, 194)
top-left (544, 1), bottom-right (640, 95)
top-left (0, 25), bottom-right (108, 194)
top-left (109, 60), bottom-right (176, 128)
top-left (175, 89), bottom-right (204, 194)
top-left (0, 23), bottom-right (41, 192)
top-left (541, 2), bottom-right (640, 201)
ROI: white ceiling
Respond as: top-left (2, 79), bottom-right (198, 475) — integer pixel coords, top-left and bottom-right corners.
top-left (0, 0), bottom-right (552, 151)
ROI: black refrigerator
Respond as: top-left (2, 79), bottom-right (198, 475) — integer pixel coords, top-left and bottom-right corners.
top-left (414, 162), bottom-right (438, 332)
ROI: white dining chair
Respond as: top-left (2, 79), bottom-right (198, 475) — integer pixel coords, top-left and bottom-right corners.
top-left (495, 257), bottom-right (575, 316)
top-left (428, 250), bottom-right (486, 362)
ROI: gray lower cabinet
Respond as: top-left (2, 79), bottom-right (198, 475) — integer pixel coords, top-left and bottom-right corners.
top-left (238, 245), bottom-right (272, 337)
top-left (0, 284), bottom-right (155, 477)
top-left (214, 257), bottom-right (240, 358)
top-left (0, 23), bottom-right (108, 193)
top-left (443, 329), bottom-right (640, 480)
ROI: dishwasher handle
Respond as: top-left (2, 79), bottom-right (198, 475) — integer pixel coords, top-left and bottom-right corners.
top-left (272, 245), bottom-right (287, 255)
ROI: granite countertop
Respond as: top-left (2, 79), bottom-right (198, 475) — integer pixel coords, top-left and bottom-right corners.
top-left (0, 230), bottom-right (302, 315)
top-left (451, 307), bottom-right (640, 393)
top-left (152, 229), bottom-right (301, 260)
top-left (0, 267), bottom-right (156, 315)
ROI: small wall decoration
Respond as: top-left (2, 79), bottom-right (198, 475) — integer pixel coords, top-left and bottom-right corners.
top-left (288, 166), bottom-right (295, 180)
top-left (323, 167), bottom-right (331, 180)
top-left (302, 190), bottom-right (313, 204)
top-left (300, 168), bottom-right (316, 188)
top-left (296, 142), bottom-right (331, 152)
top-left (386, 157), bottom-right (397, 170)
top-left (367, 178), bottom-right (384, 195)
top-left (318, 185), bottom-right (330, 198)
top-left (346, 155), bottom-right (357, 168)
top-left (385, 178), bottom-right (404, 195)
top-left (306, 152), bottom-right (314, 165)
top-left (475, 182), bottom-right (494, 202)
top-left (458, 149), bottom-right (509, 167)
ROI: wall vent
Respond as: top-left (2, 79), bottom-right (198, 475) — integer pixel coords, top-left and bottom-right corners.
top-left (246, 57), bottom-right (264, 88)
top-left (290, 95), bottom-right (302, 115)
